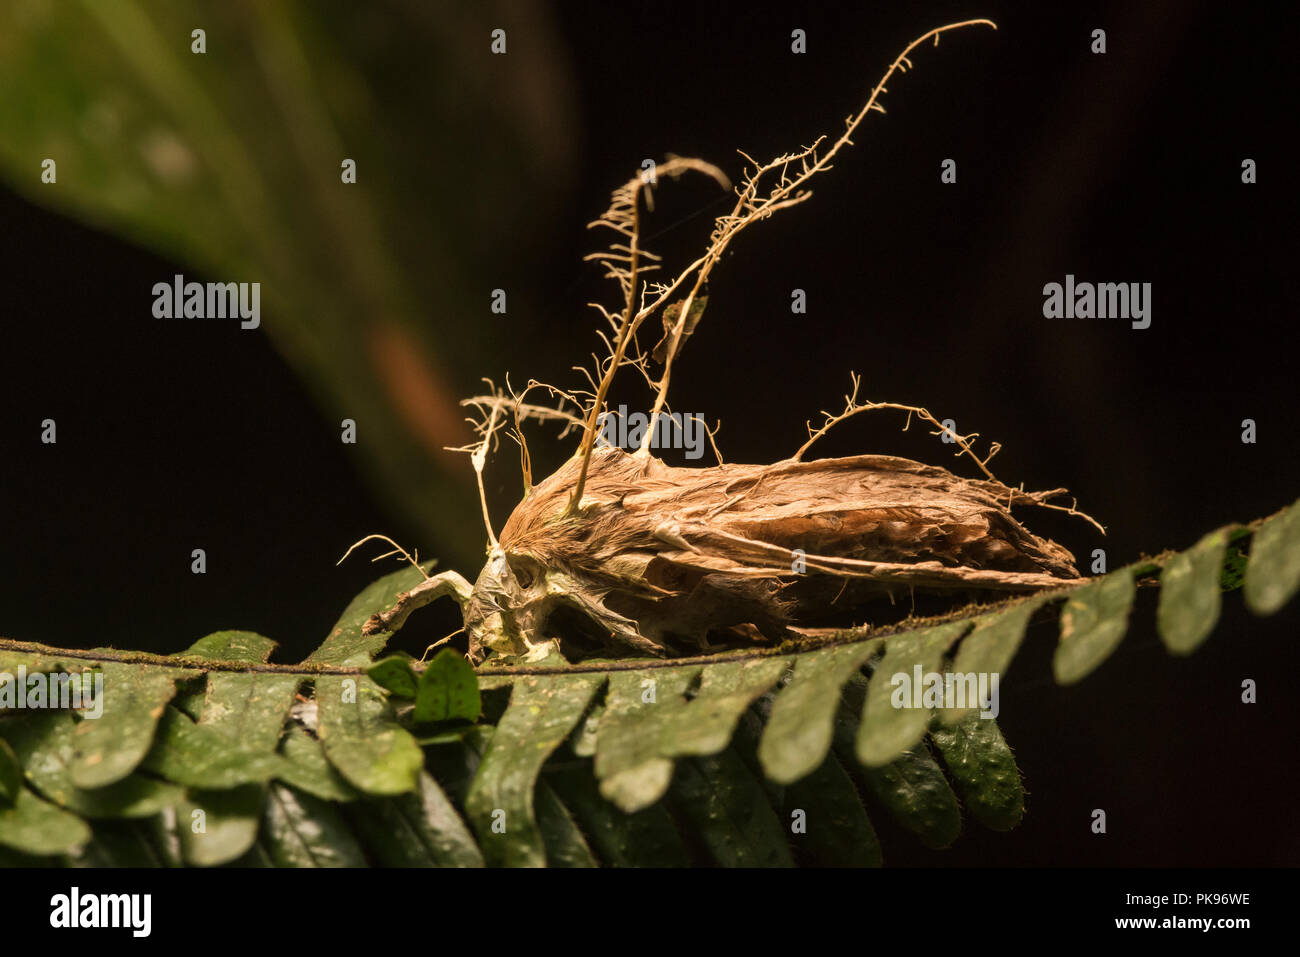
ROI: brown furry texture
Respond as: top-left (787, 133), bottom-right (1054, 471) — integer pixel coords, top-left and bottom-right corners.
top-left (491, 447), bottom-right (1079, 656)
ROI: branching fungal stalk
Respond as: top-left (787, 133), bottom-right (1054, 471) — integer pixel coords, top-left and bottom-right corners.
top-left (569, 157), bottom-right (730, 513)
top-left (631, 19), bottom-right (1000, 455)
top-left (794, 373), bottom-right (1106, 534)
top-left (447, 379), bottom-right (510, 550)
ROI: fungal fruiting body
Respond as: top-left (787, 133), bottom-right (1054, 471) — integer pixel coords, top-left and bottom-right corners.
top-left (358, 19), bottom-right (1095, 666)
top-left (466, 447), bottom-right (1079, 661)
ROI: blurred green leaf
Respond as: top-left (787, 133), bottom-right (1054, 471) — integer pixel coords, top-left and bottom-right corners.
top-left (658, 658), bottom-right (788, 759)
top-left (413, 649), bottom-right (480, 725)
top-left (69, 660), bottom-right (196, 788)
top-left (0, 786), bottom-right (91, 857)
top-left (5, 712), bottom-right (182, 818)
top-left (1158, 527), bottom-right (1231, 655)
top-left (931, 714), bottom-right (1024, 832)
top-left (0, 0), bottom-right (577, 566)
top-left (142, 706), bottom-right (289, 789)
top-left (366, 655), bottom-right (417, 698)
top-left (64, 819), bottom-right (176, 868)
top-left (465, 672), bottom-right (604, 867)
top-left (758, 640), bottom-right (880, 784)
top-left (178, 785), bottom-right (264, 866)
top-left (1053, 567), bottom-right (1138, 685)
top-left (183, 632), bottom-right (299, 752)
top-left (669, 748), bottom-right (793, 868)
top-left (533, 780), bottom-right (598, 868)
top-left (547, 764), bottom-right (689, 867)
top-left (344, 771), bottom-right (482, 867)
top-left (782, 751), bottom-right (883, 867)
top-left (857, 621), bottom-right (968, 767)
top-left (275, 725), bottom-right (358, 803)
top-left (316, 674), bottom-right (422, 796)
top-left (0, 738), bottom-right (20, 805)
top-left (941, 595), bottom-right (1052, 725)
top-left (594, 666), bottom-right (700, 814)
top-left (1244, 499), bottom-right (1300, 615)
top-left (861, 744), bottom-right (962, 850)
top-left (261, 783), bottom-right (366, 868)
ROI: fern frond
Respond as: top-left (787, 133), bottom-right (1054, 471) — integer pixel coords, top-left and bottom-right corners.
top-left (1, 499), bottom-right (1295, 866)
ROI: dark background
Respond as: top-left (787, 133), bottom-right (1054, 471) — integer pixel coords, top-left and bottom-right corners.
top-left (1, 1), bottom-right (1296, 865)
